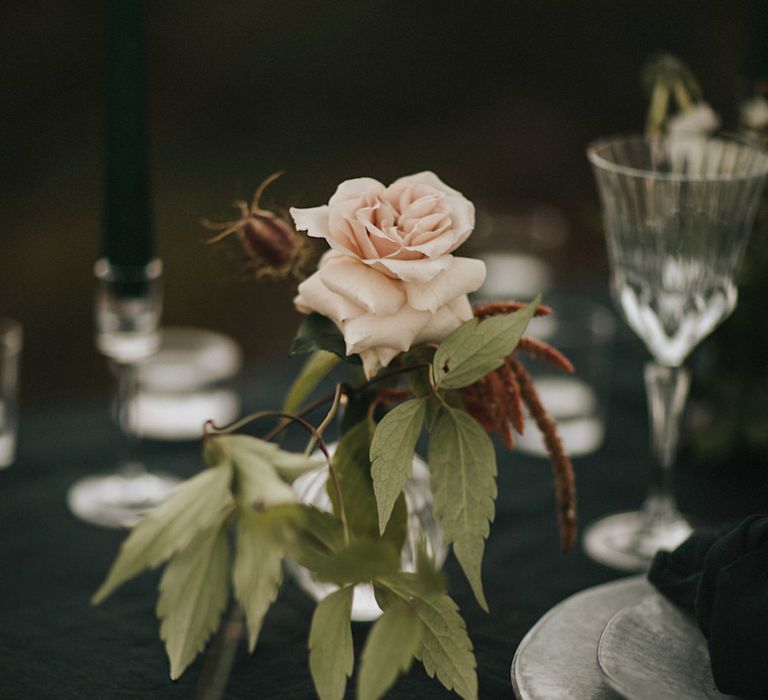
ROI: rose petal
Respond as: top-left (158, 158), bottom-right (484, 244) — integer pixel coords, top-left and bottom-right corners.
top-left (343, 305), bottom-right (431, 354)
top-left (388, 173), bottom-right (475, 257)
top-left (403, 200), bottom-right (474, 258)
top-left (358, 347), bottom-right (401, 378)
top-left (374, 346), bottom-right (401, 367)
top-left (293, 292), bottom-right (312, 315)
top-left (358, 349), bottom-right (383, 379)
top-left (371, 255), bottom-right (453, 283)
top-left (405, 257), bottom-right (486, 312)
top-left (448, 293), bottom-right (474, 321)
top-left (359, 346), bottom-right (401, 378)
top-left (328, 177), bottom-right (384, 206)
top-left (319, 257), bottom-right (406, 315)
top-left (414, 294), bottom-right (473, 344)
top-left (398, 193), bottom-right (443, 222)
top-left (295, 271), bottom-right (364, 322)
top-left (388, 171), bottom-right (465, 199)
top-left (356, 207), bottom-right (402, 258)
top-left (290, 205), bottom-right (329, 239)
top-left (325, 202), bottom-right (372, 258)
top-left (401, 210), bottom-right (450, 237)
top-left (443, 193), bottom-right (475, 245)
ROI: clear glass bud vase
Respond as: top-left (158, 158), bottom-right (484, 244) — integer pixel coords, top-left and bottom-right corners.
top-left (287, 452), bottom-right (446, 622)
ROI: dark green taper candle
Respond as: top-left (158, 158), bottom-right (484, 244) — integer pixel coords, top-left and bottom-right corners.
top-left (104, 0), bottom-right (153, 267)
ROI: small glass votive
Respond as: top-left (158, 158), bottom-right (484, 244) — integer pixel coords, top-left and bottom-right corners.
top-left (0, 318), bottom-right (22, 468)
top-left (516, 299), bottom-right (616, 458)
top-left (128, 327), bottom-right (242, 441)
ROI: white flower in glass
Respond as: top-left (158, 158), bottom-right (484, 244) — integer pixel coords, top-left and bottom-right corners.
top-left (667, 102), bottom-right (720, 136)
top-left (741, 95), bottom-right (768, 132)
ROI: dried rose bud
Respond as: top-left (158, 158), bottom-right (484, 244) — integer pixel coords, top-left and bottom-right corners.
top-left (203, 171), bottom-right (311, 281)
top-left (237, 211), bottom-right (297, 267)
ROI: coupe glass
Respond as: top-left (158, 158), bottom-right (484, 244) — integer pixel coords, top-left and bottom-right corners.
top-left (585, 134), bottom-right (768, 570)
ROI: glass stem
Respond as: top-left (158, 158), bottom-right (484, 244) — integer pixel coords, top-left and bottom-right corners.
top-left (113, 359), bottom-right (143, 476)
top-left (642, 361), bottom-right (690, 522)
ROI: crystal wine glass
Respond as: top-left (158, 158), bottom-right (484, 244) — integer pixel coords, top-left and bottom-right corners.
top-left (67, 259), bottom-right (179, 528)
top-left (585, 134), bottom-right (768, 570)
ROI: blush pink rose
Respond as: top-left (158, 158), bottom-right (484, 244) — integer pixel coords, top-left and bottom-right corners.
top-left (290, 171), bottom-right (486, 377)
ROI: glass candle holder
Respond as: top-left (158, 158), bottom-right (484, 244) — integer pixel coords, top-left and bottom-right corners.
top-left (67, 259), bottom-right (179, 528)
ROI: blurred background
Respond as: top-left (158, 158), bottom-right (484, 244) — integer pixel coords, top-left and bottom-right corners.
top-left (0, 0), bottom-right (762, 405)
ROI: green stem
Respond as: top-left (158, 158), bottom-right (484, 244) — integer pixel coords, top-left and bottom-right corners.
top-left (427, 363), bottom-right (438, 395)
top-left (262, 363), bottom-right (430, 443)
top-left (673, 81), bottom-right (693, 112)
top-left (195, 606), bottom-right (244, 700)
top-left (646, 82), bottom-right (669, 136)
top-left (250, 170), bottom-right (285, 212)
top-left (304, 383), bottom-right (342, 456)
top-left (302, 384), bottom-right (350, 545)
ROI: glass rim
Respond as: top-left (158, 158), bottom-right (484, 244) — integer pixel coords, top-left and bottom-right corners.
top-left (586, 133), bottom-right (768, 183)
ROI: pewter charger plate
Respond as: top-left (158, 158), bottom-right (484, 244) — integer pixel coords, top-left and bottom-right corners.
top-left (512, 575), bottom-right (650, 699)
top-left (597, 593), bottom-right (737, 700)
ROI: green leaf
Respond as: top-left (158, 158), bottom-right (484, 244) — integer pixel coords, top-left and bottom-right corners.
top-left (414, 593), bottom-right (478, 700)
top-left (213, 434), bottom-right (319, 506)
top-left (293, 504), bottom-right (346, 552)
top-left (340, 389), bottom-right (375, 434)
top-left (216, 433), bottom-right (322, 482)
top-left (283, 350), bottom-right (340, 416)
top-left (428, 407), bottom-right (497, 611)
top-left (157, 517), bottom-right (231, 680)
top-left (408, 366), bottom-right (433, 399)
top-left (290, 313), bottom-right (360, 364)
top-left (377, 545), bottom-right (445, 603)
top-left (309, 586), bottom-right (354, 700)
top-left (234, 454), bottom-right (296, 509)
top-left (330, 420), bottom-right (408, 551)
top-left (432, 295), bottom-right (540, 389)
top-left (233, 508), bottom-right (285, 652)
top-left (357, 602), bottom-right (422, 700)
top-left (370, 399), bottom-right (426, 534)
top-left (233, 503), bottom-right (344, 588)
top-left (307, 538), bottom-right (400, 586)
top-left (402, 346), bottom-right (437, 399)
top-left (242, 502), bottom-right (340, 542)
top-left (92, 463), bottom-right (234, 604)
top-left (425, 395), bottom-right (442, 430)
top-left (400, 344), bottom-right (436, 368)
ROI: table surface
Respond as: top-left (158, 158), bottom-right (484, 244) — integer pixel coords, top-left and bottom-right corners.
top-left (1, 345), bottom-right (764, 700)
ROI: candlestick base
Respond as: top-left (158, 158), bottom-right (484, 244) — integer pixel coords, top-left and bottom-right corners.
top-left (67, 468), bottom-right (179, 528)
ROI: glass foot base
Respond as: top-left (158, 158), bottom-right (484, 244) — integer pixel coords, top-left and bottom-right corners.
top-left (67, 471), bottom-right (180, 528)
top-left (583, 510), bottom-right (692, 571)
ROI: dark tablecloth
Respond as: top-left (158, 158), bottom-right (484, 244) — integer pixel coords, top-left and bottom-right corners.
top-left (1, 347), bottom-right (765, 699)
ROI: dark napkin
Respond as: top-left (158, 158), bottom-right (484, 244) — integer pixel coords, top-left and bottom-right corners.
top-left (648, 515), bottom-right (768, 698)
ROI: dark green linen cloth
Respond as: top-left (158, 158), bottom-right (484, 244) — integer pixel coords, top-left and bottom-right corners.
top-left (1, 348), bottom-right (764, 699)
top-left (649, 516), bottom-right (768, 698)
